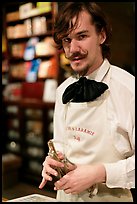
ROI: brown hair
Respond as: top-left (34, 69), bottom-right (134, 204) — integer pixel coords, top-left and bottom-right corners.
top-left (53, 2), bottom-right (112, 60)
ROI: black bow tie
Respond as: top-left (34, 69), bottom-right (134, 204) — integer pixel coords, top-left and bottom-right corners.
top-left (62, 77), bottom-right (108, 104)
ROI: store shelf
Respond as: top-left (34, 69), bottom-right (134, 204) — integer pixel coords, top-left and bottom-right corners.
top-left (2, 2), bottom-right (57, 187)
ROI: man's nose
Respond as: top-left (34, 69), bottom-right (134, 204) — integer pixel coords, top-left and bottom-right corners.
top-left (69, 39), bottom-right (80, 53)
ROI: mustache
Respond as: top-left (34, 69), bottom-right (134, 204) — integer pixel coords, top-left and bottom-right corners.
top-left (65, 51), bottom-right (88, 61)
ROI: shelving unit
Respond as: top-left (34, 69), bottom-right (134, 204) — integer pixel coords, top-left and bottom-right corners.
top-left (4, 2), bottom-right (58, 83)
top-left (2, 2), bottom-right (58, 188)
top-left (20, 99), bottom-right (55, 186)
top-left (3, 99), bottom-right (55, 185)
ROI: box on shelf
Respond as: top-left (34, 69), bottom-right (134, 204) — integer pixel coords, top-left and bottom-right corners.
top-left (21, 82), bottom-right (44, 99)
top-left (37, 2), bottom-right (52, 13)
top-left (43, 79), bottom-right (57, 102)
top-left (38, 57), bottom-right (58, 79)
top-left (19, 3), bottom-right (34, 19)
top-left (6, 11), bottom-right (19, 22)
top-left (32, 16), bottom-right (47, 35)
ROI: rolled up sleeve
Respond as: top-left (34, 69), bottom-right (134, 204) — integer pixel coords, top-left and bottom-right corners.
top-left (104, 153), bottom-right (135, 189)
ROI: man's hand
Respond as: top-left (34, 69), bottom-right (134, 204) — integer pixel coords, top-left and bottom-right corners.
top-left (39, 155), bottom-right (65, 189)
top-left (54, 163), bottom-right (106, 195)
top-left (39, 139), bottom-right (77, 189)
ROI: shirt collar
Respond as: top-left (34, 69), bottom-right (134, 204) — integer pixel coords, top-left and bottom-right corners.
top-left (87, 58), bottom-right (110, 82)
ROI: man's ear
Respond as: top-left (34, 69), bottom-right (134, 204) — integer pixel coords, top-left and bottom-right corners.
top-left (100, 29), bottom-right (106, 45)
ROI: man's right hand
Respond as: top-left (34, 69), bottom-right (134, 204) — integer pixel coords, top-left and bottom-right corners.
top-left (39, 154), bottom-right (65, 189)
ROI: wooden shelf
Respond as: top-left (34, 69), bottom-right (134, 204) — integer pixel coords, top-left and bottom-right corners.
top-left (3, 98), bottom-right (55, 108)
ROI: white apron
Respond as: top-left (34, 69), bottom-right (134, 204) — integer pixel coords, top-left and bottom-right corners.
top-left (56, 69), bottom-right (133, 202)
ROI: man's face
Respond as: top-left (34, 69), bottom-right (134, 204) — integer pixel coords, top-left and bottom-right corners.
top-left (62, 10), bottom-right (106, 76)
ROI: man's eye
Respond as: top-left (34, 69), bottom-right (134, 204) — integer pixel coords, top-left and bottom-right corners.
top-left (62, 38), bottom-right (71, 43)
top-left (78, 35), bottom-right (86, 40)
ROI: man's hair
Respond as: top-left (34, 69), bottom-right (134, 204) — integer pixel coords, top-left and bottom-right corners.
top-left (53, 2), bottom-right (112, 60)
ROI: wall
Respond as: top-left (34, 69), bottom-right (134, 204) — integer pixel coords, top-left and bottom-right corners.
top-left (98, 2), bottom-right (135, 75)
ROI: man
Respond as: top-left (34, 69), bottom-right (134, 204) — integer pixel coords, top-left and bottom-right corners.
top-left (39, 2), bottom-right (135, 202)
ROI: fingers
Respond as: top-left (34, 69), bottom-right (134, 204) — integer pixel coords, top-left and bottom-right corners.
top-left (54, 174), bottom-right (68, 190)
top-left (54, 175), bottom-right (77, 194)
top-left (67, 162), bottom-right (77, 171)
top-left (39, 177), bottom-right (47, 189)
top-left (54, 185), bottom-right (76, 194)
top-left (56, 151), bottom-right (64, 160)
top-left (42, 166), bottom-right (57, 181)
top-left (46, 155), bottom-right (65, 168)
top-left (42, 156), bottom-right (64, 178)
top-left (39, 155), bottom-right (65, 189)
top-left (64, 188), bottom-right (77, 195)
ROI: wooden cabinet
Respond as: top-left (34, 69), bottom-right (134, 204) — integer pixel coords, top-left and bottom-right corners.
top-left (20, 99), bottom-right (55, 185)
top-left (3, 98), bottom-right (55, 187)
top-left (4, 100), bottom-right (22, 155)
